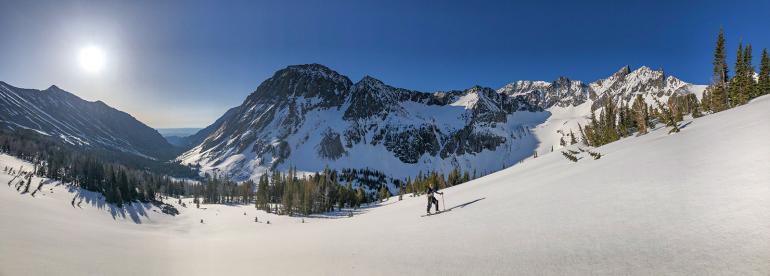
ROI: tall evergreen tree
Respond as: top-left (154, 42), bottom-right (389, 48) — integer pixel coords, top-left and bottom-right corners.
top-left (759, 48), bottom-right (770, 96)
top-left (729, 42), bottom-right (745, 106)
top-left (631, 95), bottom-right (649, 135)
top-left (744, 44), bottom-right (757, 99)
top-left (710, 28), bottom-right (729, 111)
top-left (714, 28), bottom-right (729, 83)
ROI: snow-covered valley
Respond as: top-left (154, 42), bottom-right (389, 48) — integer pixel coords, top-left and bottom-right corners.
top-left (2, 94), bottom-right (768, 275)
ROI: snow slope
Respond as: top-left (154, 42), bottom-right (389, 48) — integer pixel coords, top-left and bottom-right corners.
top-left (1, 95), bottom-right (769, 275)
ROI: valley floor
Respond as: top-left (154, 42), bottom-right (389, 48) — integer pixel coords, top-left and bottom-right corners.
top-left (2, 96), bottom-right (769, 275)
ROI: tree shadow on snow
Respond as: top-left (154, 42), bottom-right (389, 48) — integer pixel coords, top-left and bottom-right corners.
top-left (65, 185), bottom-right (152, 224)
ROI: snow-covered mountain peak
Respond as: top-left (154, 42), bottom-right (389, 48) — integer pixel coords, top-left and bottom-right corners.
top-left (282, 63), bottom-right (349, 84)
top-left (497, 80), bottom-right (552, 95)
top-left (625, 66), bottom-right (662, 83)
top-left (588, 66), bottom-right (694, 109)
top-left (498, 76), bottom-right (589, 109)
top-left (243, 64), bottom-right (353, 107)
top-left (354, 75), bottom-right (387, 90)
top-left (45, 85), bottom-right (62, 91)
top-left (613, 65), bottom-right (632, 77)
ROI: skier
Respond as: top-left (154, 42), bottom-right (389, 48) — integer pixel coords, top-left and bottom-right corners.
top-left (426, 184), bottom-right (443, 214)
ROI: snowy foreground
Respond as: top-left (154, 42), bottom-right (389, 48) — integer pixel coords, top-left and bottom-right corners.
top-left (2, 96), bottom-right (770, 275)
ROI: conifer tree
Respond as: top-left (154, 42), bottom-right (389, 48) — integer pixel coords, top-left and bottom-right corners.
top-left (577, 123), bottom-right (589, 146)
top-left (378, 185), bottom-right (390, 202)
top-left (688, 94), bottom-right (703, 118)
top-left (759, 48), bottom-right (770, 96)
top-left (714, 28), bottom-right (729, 83)
top-left (744, 44), bottom-right (757, 100)
top-left (655, 98), bottom-right (679, 134)
top-left (729, 42), bottom-right (745, 107)
top-left (711, 28), bottom-right (730, 111)
top-left (631, 95), bottom-right (649, 135)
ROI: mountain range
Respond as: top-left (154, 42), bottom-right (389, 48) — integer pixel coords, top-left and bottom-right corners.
top-left (177, 64), bottom-right (706, 185)
top-left (0, 65), bottom-right (706, 186)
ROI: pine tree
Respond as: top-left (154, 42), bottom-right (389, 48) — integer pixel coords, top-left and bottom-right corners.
top-left (255, 174), bottom-right (269, 210)
top-left (729, 42), bottom-right (745, 107)
top-left (378, 185), bottom-right (390, 202)
top-left (714, 28), bottom-right (729, 84)
top-left (688, 94), bottom-right (703, 118)
top-left (577, 123), bottom-right (589, 146)
top-left (744, 44), bottom-right (757, 100)
top-left (759, 48), bottom-right (770, 96)
top-left (654, 98), bottom-right (679, 134)
top-left (631, 95), bottom-right (648, 135)
top-left (710, 28), bottom-right (730, 112)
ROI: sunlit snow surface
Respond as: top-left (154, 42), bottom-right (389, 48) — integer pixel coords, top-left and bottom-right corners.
top-left (1, 95), bottom-right (769, 275)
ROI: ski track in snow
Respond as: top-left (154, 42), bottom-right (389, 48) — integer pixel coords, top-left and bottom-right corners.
top-left (1, 95), bottom-right (769, 275)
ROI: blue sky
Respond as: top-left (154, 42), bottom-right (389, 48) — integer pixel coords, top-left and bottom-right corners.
top-left (1, 0), bottom-right (769, 128)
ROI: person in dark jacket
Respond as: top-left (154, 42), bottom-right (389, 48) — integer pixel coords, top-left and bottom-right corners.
top-left (426, 184), bottom-right (443, 214)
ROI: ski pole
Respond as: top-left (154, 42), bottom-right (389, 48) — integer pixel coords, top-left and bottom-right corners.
top-left (441, 193), bottom-right (445, 211)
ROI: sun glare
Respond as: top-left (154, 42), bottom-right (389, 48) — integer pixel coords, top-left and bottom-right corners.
top-left (78, 46), bottom-right (106, 73)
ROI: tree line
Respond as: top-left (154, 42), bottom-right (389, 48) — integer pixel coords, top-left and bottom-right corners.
top-left (1, 126), bottom-right (478, 216)
top-left (702, 28), bottom-right (770, 112)
top-left (574, 28), bottom-right (769, 148)
top-left (0, 128), bottom-right (197, 205)
top-left (247, 166), bottom-right (475, 216)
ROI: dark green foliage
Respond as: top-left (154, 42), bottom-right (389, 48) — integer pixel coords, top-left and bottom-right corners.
top-left (583, 100), bottom-right (621, 146)
top-left (744, 44), bottom-right (759, 99)
top-left (402, 168), bottom-right (472, 198)
top-left (709, 28), bottom-right (730, 112)
top-left (687, 94), bottom-right (703, 118)
top-left (249, 166), bottom-right (468, 216)
top-left (759, 48), bottom-right (770, 97)
top-left (378, 185), bottom-right (391, 202)
top-left (631, 95), bottom-right (649, 135)
top-left (251, 167), bottom-right (364, 216)
top-left (713, 28), bottom-right (729, 84)
top-left (587, 150), bottom-right (602, 160)
top-left (561, 151), bottom-right (578, 162)
top-left (654, 98), bottom-right (680, 134)
top-left (729, 42), bottom-right (753, 106)
top-left (0, 128), bottom-right (196, 205)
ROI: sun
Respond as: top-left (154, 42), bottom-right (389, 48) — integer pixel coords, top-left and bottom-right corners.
top-left (78, 46), bottom-right (106, 73)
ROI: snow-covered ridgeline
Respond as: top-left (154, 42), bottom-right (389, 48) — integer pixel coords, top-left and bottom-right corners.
top-left (180, 64), bottom-right (707, 185)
